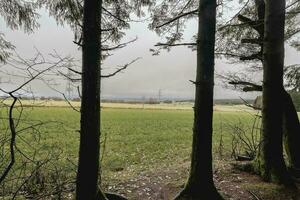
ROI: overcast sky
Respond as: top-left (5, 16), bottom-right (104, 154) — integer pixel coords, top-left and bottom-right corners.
top-left (1, 9), bottom-right (299, 100)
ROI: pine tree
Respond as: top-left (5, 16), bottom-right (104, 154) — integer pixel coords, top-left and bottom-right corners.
top-left (0, 0), bottom-right (38, 62)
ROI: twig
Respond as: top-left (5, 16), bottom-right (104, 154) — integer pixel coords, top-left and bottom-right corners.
top-left (102, 57), bottom-right (141, 78)
top-left (248, 190), bottom-right (262, 200)
top-left (156, 9), bottom-right (198, 29)
top-left (155, 42), bottom-right (196, 47)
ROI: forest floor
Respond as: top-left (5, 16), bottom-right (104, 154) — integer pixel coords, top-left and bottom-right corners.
top-left (104, 160), bottom-right (299, 200)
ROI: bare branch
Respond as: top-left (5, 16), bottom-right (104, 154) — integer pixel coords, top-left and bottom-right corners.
top-left (156, 9), bottom-right (198, 29)
top-left (241, 38), bottom-right (262, 45)
top-left (240, 52), bottom-right (262, 61)
top-left (66, 0), bottom-right (83, 28)
top-left (102, 57), bottom-right (141, 78)
top-left (247, 190), bottom-right (263, 200)
top-left (229, 80), bottom-right (262, 92)
top-left (240, 97), bottom-right (261, 110)
top-left (286, 0), bottom-right (300, 10)
top-left (0, 94), bottom-right (17, 183)
top-left (237, 15), bottom-right (264, 34)
top-left (216, 52), bottom-right (241, 58)
top-left (155, 42), bottom-right (196, 47)
top-left (102, 37), bottom-right (138, 51)
top-left (102, 6), bottom-right (127, 24)
top-left (62, 93), bottom-right (80, 112)
top-left (219, 0), bottom-right (251, 29)
top-left (62, 57), bottom-right (141, 81)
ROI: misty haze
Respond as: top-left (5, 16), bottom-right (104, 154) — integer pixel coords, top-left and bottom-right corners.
top-left (0, 1), bottom-right (299, 200)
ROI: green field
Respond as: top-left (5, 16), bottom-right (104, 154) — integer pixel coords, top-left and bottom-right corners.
top-left (0, 103), bottom-right (262, 199)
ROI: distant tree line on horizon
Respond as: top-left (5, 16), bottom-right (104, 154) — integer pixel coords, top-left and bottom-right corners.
top-left (0, 0), bottom-right (299, 199)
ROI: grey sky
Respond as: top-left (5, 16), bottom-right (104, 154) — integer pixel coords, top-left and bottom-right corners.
top-left (1, 9), bottom-right (299, 100)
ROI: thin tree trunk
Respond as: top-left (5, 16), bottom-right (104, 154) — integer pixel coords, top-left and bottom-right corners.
top-left (76, 0), bottom-right (106, 199)
top-left (174, 0), bottom-right (223, 199)
top-left (255, 0), bottom-right (295, 187)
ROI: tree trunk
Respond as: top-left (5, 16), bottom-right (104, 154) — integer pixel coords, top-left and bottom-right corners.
top-left (250, 0), bottom-right (300, 182)
top-left (283, 90), bottom-right (300, 171)
top-left (174, 0), bottom-right (223, 199)
top-left (255, 0), bottom-right (295, 187)
top-left (76, 0), bottom-right (106, 199)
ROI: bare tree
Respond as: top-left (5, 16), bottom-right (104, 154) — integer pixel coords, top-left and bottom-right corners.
top-left (0, 51), bottom-right (76, 199)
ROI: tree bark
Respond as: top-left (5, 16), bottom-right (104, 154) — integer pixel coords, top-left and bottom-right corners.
top-left (255, 0), bottom-right (295, 187)
top-left (174, 0), bottom-right (223, 199)
top-left (246, 0), bottom-right (300, 182)
top-left (283, 90), bottom-right (300, 170)
top-left (76, 0), bottom-right (106, 199)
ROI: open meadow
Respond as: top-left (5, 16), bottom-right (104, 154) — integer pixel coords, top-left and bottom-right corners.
top-left (0, 101), bottom-right (298, 199)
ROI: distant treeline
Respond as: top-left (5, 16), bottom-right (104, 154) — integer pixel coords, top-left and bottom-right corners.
top-left (214, 99), bottom-right (254, 105)
top-left (2, 95), bottom-right (299, 110)
top-left (0, 96), bottom-right (259, 105)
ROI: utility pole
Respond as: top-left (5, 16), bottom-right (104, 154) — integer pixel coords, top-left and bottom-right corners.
top-left (158, 88), bottom-right (162, 102)
top-left (142, 96), bottom-right (145, 109)
top-left (65, 64), bottom-right (73, 100)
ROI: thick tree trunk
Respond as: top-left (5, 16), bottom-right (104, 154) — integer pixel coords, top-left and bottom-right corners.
top-left (174, 0), bottom-right (223, 199)
top-left (283, 90), bottom-right (300, 171)
top-left (250, 0), bottom-right (300, 182)
top-left (255, 0), bottom-right (295, 187)
top-left (255, 0), bottom-right (265, 22)
top-left (76, 0), bottom-right (106, 199)
top-left (252, 91), bottom-right (300, 172)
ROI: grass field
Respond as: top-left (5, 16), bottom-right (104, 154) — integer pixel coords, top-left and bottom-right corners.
top-left (0, 102), bottom-right (298, 199)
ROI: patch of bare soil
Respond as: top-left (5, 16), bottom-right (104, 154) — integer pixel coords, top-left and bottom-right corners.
top-left (104, 162), bottom-right (300, 200)
top-left (104, 170), bottom-right (181, 200)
